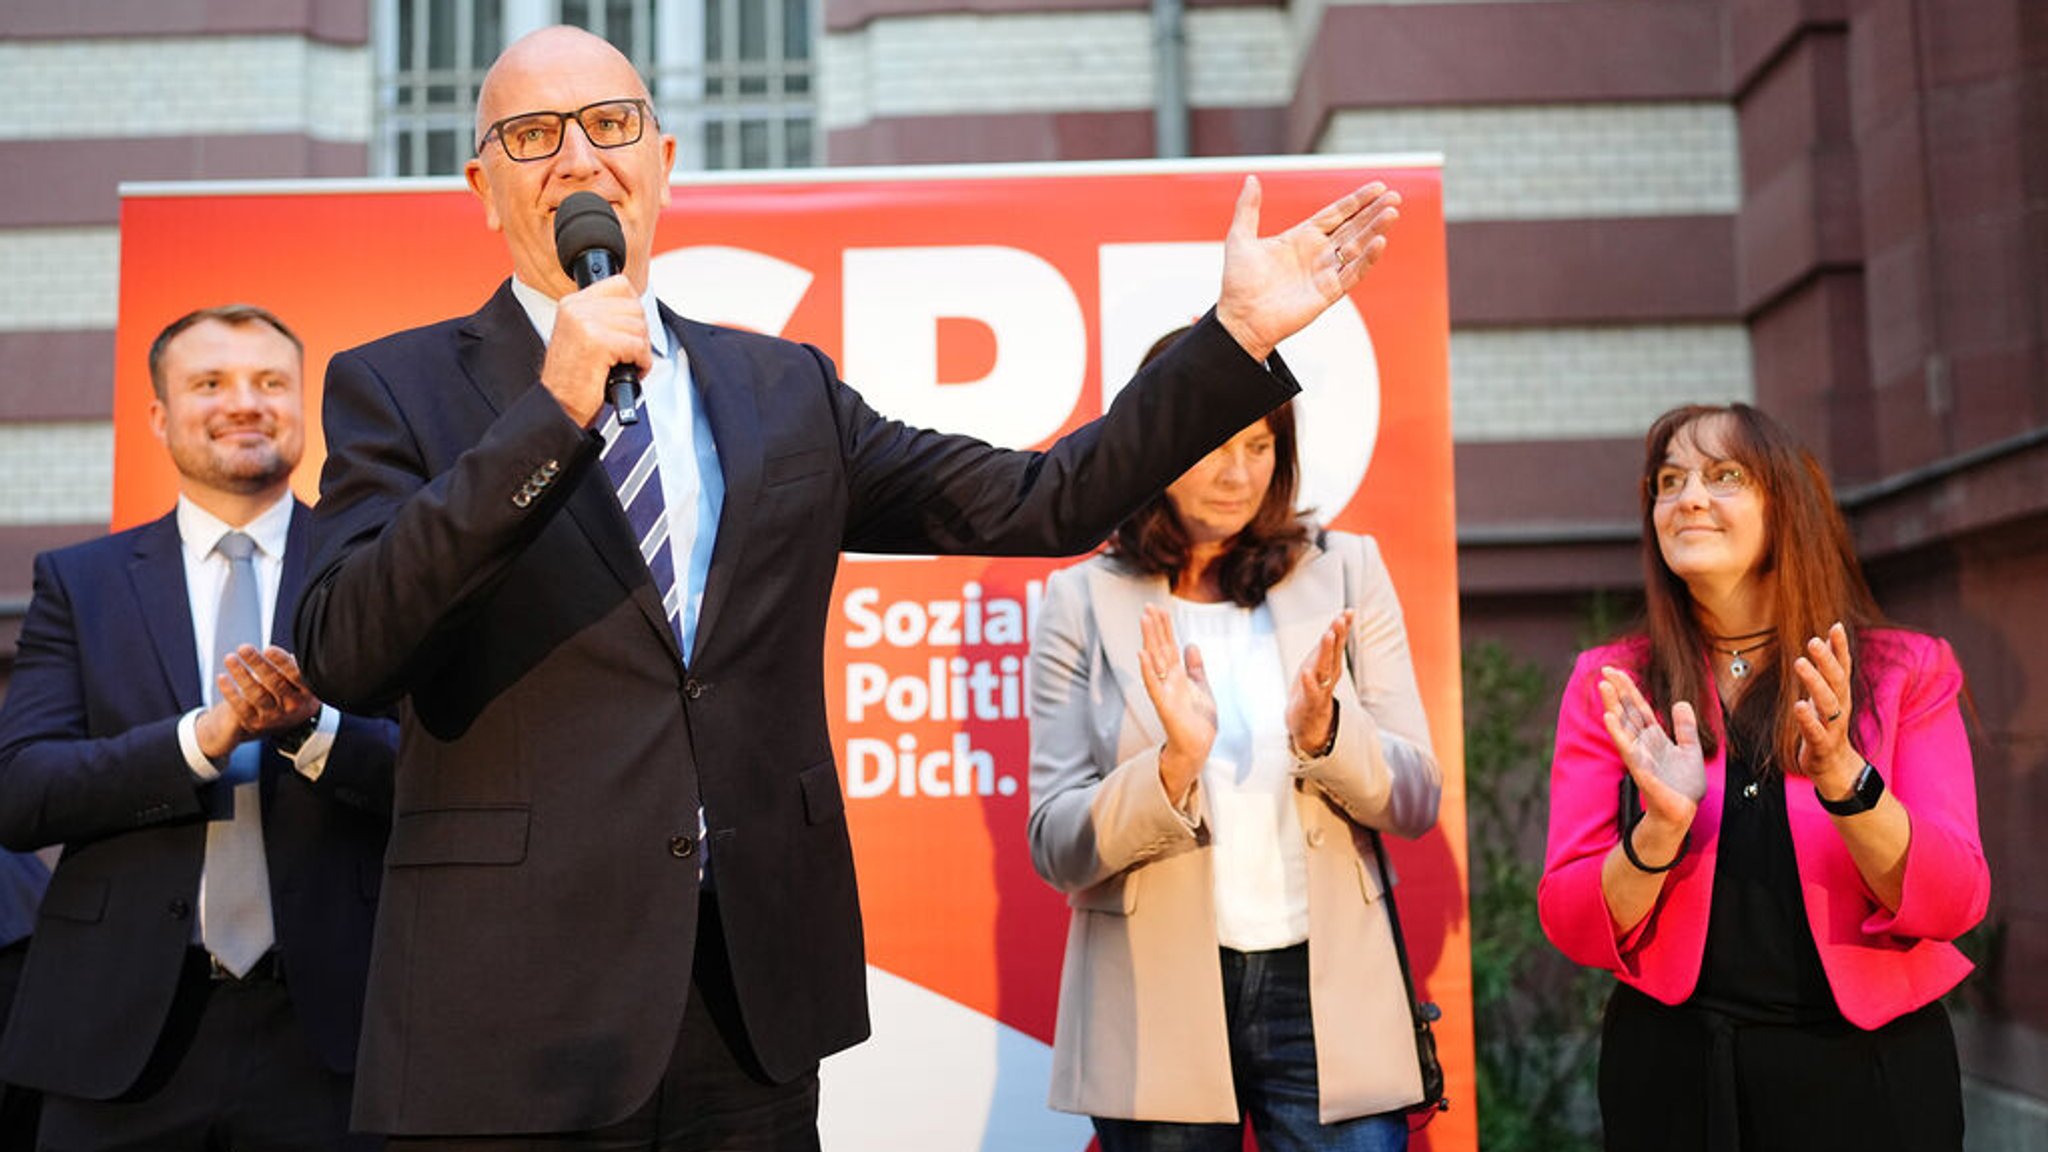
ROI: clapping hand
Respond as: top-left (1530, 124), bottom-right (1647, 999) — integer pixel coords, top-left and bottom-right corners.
top-left (1598, 666), bottom-right (1705, 831)
top-left (1138, 604), bottom-right (1217, 803)
top-left (1285, 609), bottom-right (1353, 757)
top-left (1793, 622), bottom-right (1860, 786)
top-left (196, 644), bottom-right (323, 759)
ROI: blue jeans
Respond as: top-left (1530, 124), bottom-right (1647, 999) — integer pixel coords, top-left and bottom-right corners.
top-left (1092, 944), bottom-right (1409, 1152)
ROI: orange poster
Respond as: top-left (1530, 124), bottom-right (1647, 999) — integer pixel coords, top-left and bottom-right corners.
top-left (114, 157), bottom-right (1469, 1150)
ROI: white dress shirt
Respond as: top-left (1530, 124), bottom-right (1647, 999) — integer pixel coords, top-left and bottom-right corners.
top-left (1171, 596), bottom-right (1311, 951)
top-left (173, 492), bottom-right (340, 780)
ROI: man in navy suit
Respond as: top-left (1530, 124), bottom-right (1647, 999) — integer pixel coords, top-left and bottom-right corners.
top-left (295, 24), bottom-right (1400, 1151)
top-left (0, 305), bottom-right (397, 1151)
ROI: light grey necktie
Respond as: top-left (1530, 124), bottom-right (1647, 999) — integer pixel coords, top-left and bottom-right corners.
top-left (200, 530), bottom-right (275, 976)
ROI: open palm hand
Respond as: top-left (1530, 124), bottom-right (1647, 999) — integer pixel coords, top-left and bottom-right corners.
top-left (1598, 666), bottom-right (1705, 828)
top-left (1138, 605), bottom-right (1217, 762)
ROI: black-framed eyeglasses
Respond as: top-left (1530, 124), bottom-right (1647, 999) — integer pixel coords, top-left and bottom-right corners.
top-left (476, 98), bottom-right (653, 162)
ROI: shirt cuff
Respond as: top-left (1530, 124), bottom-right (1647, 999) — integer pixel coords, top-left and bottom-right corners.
top-left (1166, 774), bottom-right (1203, 830)
top-left (288, 705), bottom-right (342, 781)
top-left (178, 708), bottom-right (223, 782)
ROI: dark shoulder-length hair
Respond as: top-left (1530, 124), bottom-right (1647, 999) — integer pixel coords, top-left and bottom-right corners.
top-left (1104, 327), bottom-right (1312, 606)
top-left (1635, 402), bottom-right (1886, 774)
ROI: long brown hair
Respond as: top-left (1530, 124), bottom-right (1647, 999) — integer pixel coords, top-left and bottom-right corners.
top-left (1106, 327), bottom-right (1311, 606)
top-left (1636, 403), bottom-right (1885, 775)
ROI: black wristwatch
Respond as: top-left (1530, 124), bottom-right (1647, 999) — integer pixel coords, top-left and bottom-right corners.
top-left (1817, 761), bottom-right (1885, 816)
top-left (273, 717), bottom-right (320, 759)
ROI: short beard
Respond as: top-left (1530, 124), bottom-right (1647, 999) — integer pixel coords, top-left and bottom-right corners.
top-left (172, 443), bottom-right (295, 496)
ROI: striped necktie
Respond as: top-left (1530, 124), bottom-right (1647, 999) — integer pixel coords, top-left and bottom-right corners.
top-left (598, 404), bottom-right (682, 650)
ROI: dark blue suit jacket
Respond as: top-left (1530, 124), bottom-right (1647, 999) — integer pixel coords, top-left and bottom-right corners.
top-left (0, 851), bottom-right (46, 951)
top-left (296, 282), bottom-right (1297, 1135)
top-left (0, 502), bottom-right (395, 1099)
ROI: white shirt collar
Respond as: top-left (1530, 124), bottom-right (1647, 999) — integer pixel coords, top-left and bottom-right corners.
top-left (175, 490), bottom-right (295, 564)
top-left (509, 276), bottom-right (670, 360)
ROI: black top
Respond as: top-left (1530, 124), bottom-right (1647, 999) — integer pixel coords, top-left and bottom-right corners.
top-left (1689, 733), bottom-right (1839, 1023)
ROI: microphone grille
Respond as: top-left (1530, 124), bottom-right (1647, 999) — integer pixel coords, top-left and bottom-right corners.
top-left (553, 191), bottom-right (627, 272)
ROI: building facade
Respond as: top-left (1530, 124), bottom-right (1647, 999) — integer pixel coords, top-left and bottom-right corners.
top-left (0, 0), bottom-right (2042, 1139)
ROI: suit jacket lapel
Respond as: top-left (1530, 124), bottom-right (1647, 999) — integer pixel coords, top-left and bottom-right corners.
top-left (668, 309), bottom-right (763, 667)
top-left (128, 511), bottom-right (203, 713)
top-left (456, 281), bottom-right (549, 417)
top-left (459, 281), bottom-right (683, 666)
top-left (277, 502), bottom-right (313, 647)
top-left (1263, 536), bottom-right (1347, 694)
top-left (1085, 562), bottom-right (1170, 747)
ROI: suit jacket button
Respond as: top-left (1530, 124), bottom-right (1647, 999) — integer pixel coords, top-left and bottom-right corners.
top-left (668, 835), bottom-right (697, 858)
top-left (168, 897), bottom-right (192, 920)
top-left (512, 490), bottom-right (533, 508)
top-left (683, 678), bottom-right (705, 699)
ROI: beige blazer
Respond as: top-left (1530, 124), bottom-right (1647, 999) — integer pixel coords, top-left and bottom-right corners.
top-left (1026, 531), bottom-right (1441, 1124)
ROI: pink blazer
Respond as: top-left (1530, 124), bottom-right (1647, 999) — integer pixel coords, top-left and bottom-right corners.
top-left (1538, 629), bottom-right (1989, 1030)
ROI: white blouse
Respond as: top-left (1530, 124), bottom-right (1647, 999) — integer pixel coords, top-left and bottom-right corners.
top-left (1171, 596), bottom-right (1310, 950)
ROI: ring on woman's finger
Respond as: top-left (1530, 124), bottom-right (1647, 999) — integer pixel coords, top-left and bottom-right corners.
top-left (1826, 709), bottom-right (1843, 725)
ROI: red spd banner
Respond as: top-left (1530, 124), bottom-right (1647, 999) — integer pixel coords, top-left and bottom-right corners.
top-left (114, 157), bottom-right (1470, 1150)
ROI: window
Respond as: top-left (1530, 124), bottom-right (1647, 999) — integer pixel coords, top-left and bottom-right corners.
top-left (375, 0), bottom-right (816, 176)
top-left (378, 0), bottom-right (504, 177)
top-left (693, 0), bottom-right (815, 169)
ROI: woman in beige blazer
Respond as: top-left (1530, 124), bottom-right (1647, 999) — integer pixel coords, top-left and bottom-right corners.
top-left (1026, 333), bottom-right (1442, 1152)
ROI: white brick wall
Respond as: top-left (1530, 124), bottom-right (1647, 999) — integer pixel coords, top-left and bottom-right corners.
top-left (1185, 10), bottom-right (1293, 107)
top-left (1321, 103), bottom-right (1740, 221)
top-left (821, 9), bottom-right (1291, 129)
top-left (821, 30), bottom-right (873, 130)
top-left (0, 229), bottom-right (120, 332)
top-left (1451, 324), bottom-right (1754, 442)
top-left (0, 37), bottom-right (371, 142)
top-left (823, 14), bottom-right (1150, 127)
top-left (0, 423), bottom-right (112, 525)
top-left (307, 40), bottom-right (374, 142)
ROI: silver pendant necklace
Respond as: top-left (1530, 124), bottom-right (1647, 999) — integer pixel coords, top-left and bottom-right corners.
top-left (1710, 631), bottom-right (1775, 679)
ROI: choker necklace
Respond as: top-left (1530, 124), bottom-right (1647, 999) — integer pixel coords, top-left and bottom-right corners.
top-left (1710, 632), bottom-right (1776, 679)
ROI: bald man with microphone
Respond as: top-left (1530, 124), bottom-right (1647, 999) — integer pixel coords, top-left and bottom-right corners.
top-left (297, 24), bottom-right (1401, 1151)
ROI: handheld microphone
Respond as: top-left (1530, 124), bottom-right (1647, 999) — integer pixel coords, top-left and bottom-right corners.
top-left (553, 190), bottom-right (642, 425)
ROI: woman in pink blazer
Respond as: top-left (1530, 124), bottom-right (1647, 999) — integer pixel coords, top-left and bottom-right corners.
top-left (1028, 330), bottom-right (1442, 1152)
top-left (1539, 403), bottom-right (1989, 1151)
